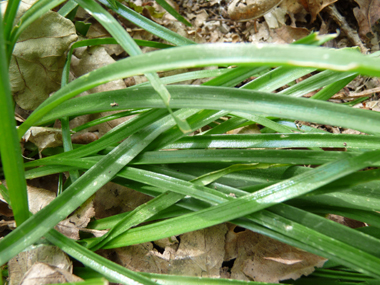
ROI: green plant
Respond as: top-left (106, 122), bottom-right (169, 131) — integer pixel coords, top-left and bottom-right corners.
top-left (1, 0), bottom-right (380, 284)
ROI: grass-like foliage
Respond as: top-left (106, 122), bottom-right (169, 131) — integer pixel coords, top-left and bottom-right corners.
top-left (1, 0), bottom-right (380, 284)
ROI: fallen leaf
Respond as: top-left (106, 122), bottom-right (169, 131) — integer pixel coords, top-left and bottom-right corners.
top-left (56, 196), bottom-right (96, 240)
top-left (279, 0), bottom-right (308, 26)
top-left (93, 182), bottom-right (152, 219)
top-left (9, 3), bottom-right (77, 110)
top-left (273, 25), bottom-right (310, 42)
top-left (86, 22), bottom-right (125, 56)
top-left (194, 10), bottom-right (209, 27)
top-left (154, 236), bottom-right (179, 249)
top-left (225, 225), bottom-right (327, 282)
top-left (166, 224), bottom-right (227, 277)
top-left (306, 0), bottom-right (338, 22)
top-left (353, 0), bottom-right (380, 39)
top-left (264, 256), bottom-right (303, 265)
top-left (20, 262), bottom-right (83, 285)
top-left (281, 0), bottom-right (307, 15)
top-left (23, 127), bottom-right (63, 153)
top-left (71, 132), bottom-right (99, 144)
top-left (26, 185), bottom-right (56, 214)
top-left (0, 184), bottom-right (56, 215)
top-left (228, 0), bottom-right (284, 21)
top-left (108, 242), bottom-right (165, 273)
top-left (106, 224), bottom-right (227, 277)
top-left (9, 245), bottom-right (73, 285)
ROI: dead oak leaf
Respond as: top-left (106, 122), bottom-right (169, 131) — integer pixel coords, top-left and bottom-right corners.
top-left (20, 262), bottom-right (83, 285)
top-left (107, 224), bottom-right (227, 277)
top-left (306, 0), bottom-right (338, 22)
top-left (167, 224), bottom-right (227, 277)
top-left (225, 225), bottom-right (326, 283)
top-left (10, 6), bottom-right (77, 110)
top-left (23, 127), bottom-right (63, 153)
top-left (280, 0), bottom-right (337, 23)
top-left (353, 0), bottom-right (380, 39)
top-left (9, 245), bottom-right (73, 285)
top-left (56, 196), bottom-right (97, 240)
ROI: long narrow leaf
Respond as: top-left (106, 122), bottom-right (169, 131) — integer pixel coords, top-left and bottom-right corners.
top-left (155, 0), bottom-right (191, 26)
top-left (37, 86), bottom-right (380, 135)
top-left (18, 43), bottom-right (380, 137)
top-left (98, 0), bottom-right (195, 46)
top-left (0, 11), bottom-right (29, 225)
top-left (164, 133), bottom-right (380, 149)
top-left (70, 0), bottom-right (191, 132)
top-left (45, 230), bottom-right (156, 285)
top-left (22, 160), bottom-right (380, 277)
top-left (0, 108), bottom-right (200, 265)
top-left (0, 108), bottom-right (167, 264)
top-left (102, 150), bottom-right (380, 247)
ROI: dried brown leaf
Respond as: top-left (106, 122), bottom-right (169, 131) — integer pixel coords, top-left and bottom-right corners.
top-left (166, 224), bottom-right (227, 277)
top-left (107, 224), bottom-right (227, 277)
top-left (228, 0), bottom-right (284, 21)
top-left (23, 127), bottom-right (63, 153)
top-left (306, 0), bottom-right (338, 22)
top-left (20, 262), bottom-right (83, 285)
top-left (56, 196), bottom-right (96, 240)
top-left (353, 0), bottom-right (380, 38)
top-left (225, 226), bottom-right (326, 282)
top-left (94, 182), bottom-right (152, 219)
top-left (9, 5), bottom-right (77, 110)
top-left (9, 245), bottom-right (73, 285)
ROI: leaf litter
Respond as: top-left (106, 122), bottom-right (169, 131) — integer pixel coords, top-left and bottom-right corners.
top-left (3, 0), bottom-right (380, 283)
top-left (6, 0), bottom-right (77, 110)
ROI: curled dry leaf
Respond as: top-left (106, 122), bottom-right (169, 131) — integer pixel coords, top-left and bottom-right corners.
top-left (228, 0), bottom-right (284, 21)
top-left (0, 183), bottom-right (56, 217)
top-left (279, 0), bottom-right (337, 24)
top-left (165, 224), bottom-right (227, 277)
top-left (353, 0), bottom-right (380, 39)
top-left (104, 224), bottom-right (227, 277)
top-left (225, 225), bottom-right (327, 282)
top-left (306, 0), bottom-right (338, 22)
top-left (23, 127), bottom-right (63, 153)
top-left (8, 0), bottom-right (77, 110)
top-left (56, 196), bottom-right (96, 240)
top-left (26, 185), bottom-right (56, 214)
top-left (9, 245), bottom-right (73, 285)
top-left (20, 262), bottom-right (83, 285)
top-left (94, 182), bottom-right (152, 219)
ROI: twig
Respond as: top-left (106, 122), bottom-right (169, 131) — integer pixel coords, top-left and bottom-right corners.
top-left (324, 4), bottom-right (368, 53)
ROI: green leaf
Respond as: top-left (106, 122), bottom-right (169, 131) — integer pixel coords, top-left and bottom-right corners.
top-left (0, 108), bottom-right (199, 265)
top-left (45, 230), bottom-right (157, 284)
top-left (164, 133), bottom-right (380, 150)
top-left (155, 0), bottom-right (191, 26)
top-left (37, 86), bottom-right (380, 136)
top-left (98, 0), bottom-right (195, 46)
top-left (76, 0), bottom-right (190, 133)
top-left (0, 11), bottom-right (29, 226)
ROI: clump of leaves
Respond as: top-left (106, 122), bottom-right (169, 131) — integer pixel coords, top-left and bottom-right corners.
top-left (1, 0), bottom-right (380, 284)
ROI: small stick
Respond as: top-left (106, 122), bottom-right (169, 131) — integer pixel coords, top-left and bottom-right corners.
top-left (348, 86), bottom-right (380, 98)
